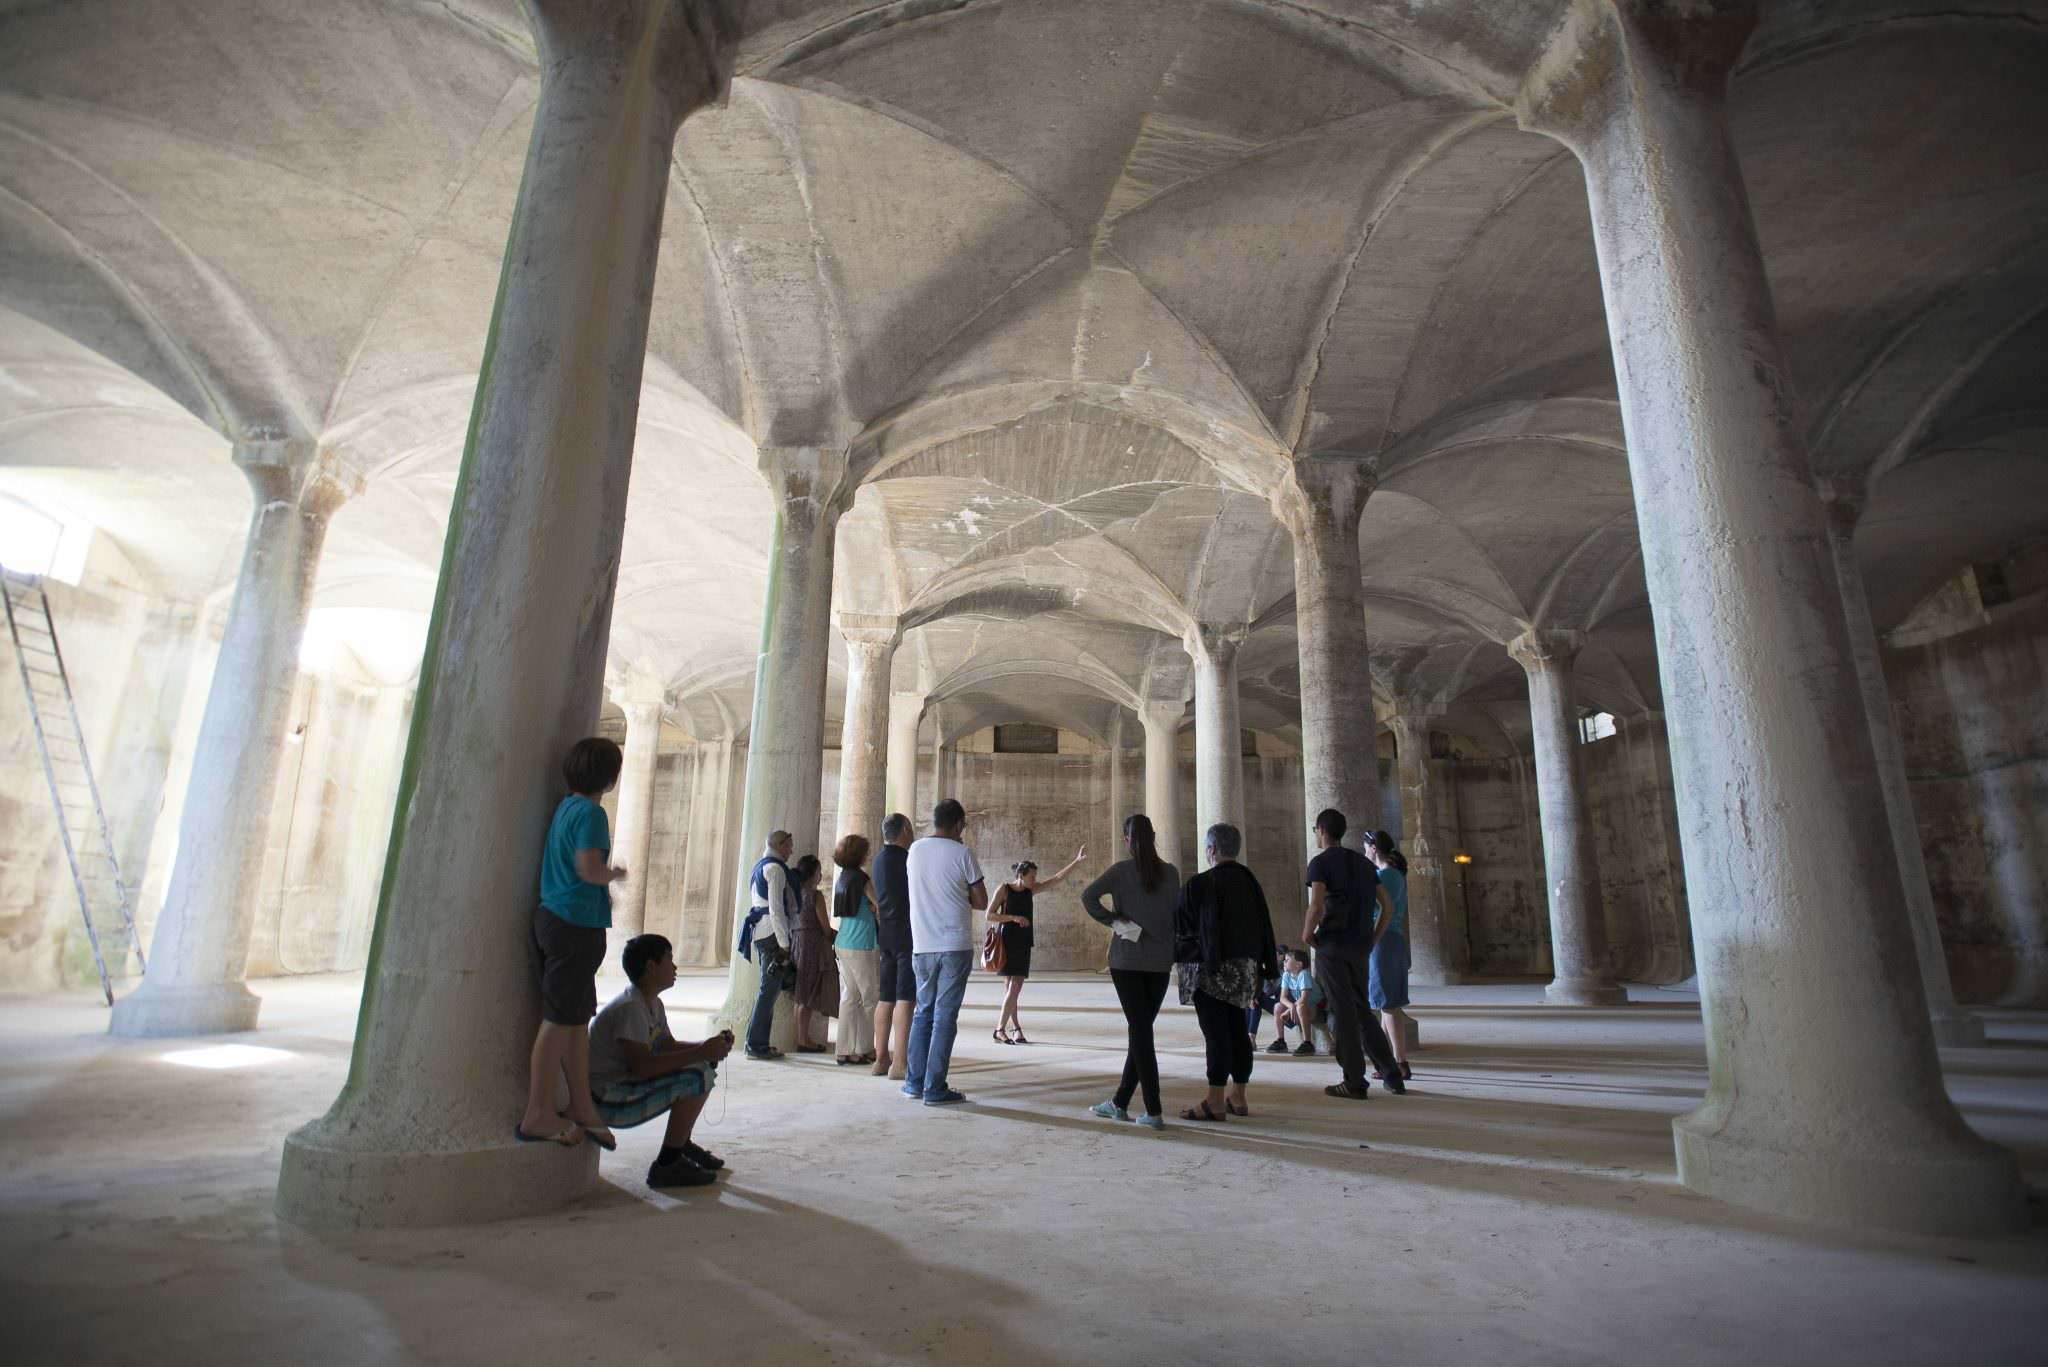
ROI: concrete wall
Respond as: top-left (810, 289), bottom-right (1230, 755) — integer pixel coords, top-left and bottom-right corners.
top-left (0, 575), bottom-right (200, 990)
top-left (1, 567), bottom-right (413, 994)
top-left (242, 674), bottom-right (412, 977)
top-left (1584, 715), bottom-right (1694, 983)
top-left (628, 738), bottom-right (1316, 975)
top-left (1887, 593), bottom-right (2048, 1006)
top-left (1438, 757), bottom-right (1552, 976)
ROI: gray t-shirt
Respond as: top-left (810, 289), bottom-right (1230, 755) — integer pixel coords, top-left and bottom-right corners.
top-left (589, 985), bottom-right (671, 1095)
top-left (908, 835), bottom-right (985, 953)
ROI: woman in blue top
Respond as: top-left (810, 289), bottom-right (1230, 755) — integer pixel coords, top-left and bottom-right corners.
top-left (831, 835), bottom-right (880, 1066)
top-left (519, 737), bottom-right (627, 1149)
top-left (1365, 830), bottom-right (1413, 1082)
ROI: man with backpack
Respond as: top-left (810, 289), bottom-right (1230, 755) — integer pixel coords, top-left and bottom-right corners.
top-left (1303, 808), bottom-right (1406, 1099)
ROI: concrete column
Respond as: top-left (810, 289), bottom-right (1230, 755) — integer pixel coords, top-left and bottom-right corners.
top-left (608, 684), bottom-right (665, 938)
top-left (1280, 458), bottom-right (1380, 841)
top-left (1520, 0), bottom-right (2020, 1233)
top-left (886, 690), bottom-right (922, 821)
top-left (1819, 481), bottom-right (1984, 1046)
top-left (1390, 711), bottom-right (1463, 985)
top-left (110, 442), bottom-right (355, 1037)
top-left (833, 614), bottom-right (898, 845)
top-left (710, 447), bottom-right (844, 1043)
top-left (276, 0), bottom-right (738, 1231)
top-left (1508, 630), bottom-right (1626, 1006)
top-left (1139, 701), bottom-right (1186, 873)
top-left (1106, 710), bottom-right (1127, 851)
top-left (1187, 623), bottom-right (1248, 854)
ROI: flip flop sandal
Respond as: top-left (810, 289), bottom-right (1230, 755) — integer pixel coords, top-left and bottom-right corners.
top-left (1179, 1101), bottom-right (1227, 1122)
top-left (514, 1122), bottom-right (580, 1146)
top-left (583, 1126), bottom-right (618, 1151)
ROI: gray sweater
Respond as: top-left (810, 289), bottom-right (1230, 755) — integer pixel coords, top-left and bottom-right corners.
top-left (1082, 858), bottom-right (1182, 973)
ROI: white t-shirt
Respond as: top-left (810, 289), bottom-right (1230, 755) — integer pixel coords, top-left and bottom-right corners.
top-left (588, 986), bottom-right (672, 1095)
top-left (907, 835), bottom-right (985, 953)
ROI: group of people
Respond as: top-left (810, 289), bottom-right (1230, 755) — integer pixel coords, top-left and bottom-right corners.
top-left (517, 734), bottom-right (1422, 1188)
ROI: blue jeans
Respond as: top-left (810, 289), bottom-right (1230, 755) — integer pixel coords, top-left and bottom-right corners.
top-left (904, 950), bottom-right (973, 1097)
top-left (746, 945), bottom-right (792, 1053)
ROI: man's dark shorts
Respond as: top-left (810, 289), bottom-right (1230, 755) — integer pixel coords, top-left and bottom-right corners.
top-left (877, 945), bottom-right (917, 1004)
top-left (531, 904), bottom-right (606, 1025)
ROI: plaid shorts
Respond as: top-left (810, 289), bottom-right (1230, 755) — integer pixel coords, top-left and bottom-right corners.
top-left (592, 1062), bottom-right (715, 1128)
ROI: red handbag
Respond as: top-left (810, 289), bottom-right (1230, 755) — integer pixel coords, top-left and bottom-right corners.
top-left (981, 920), bottom-right (1007, 974)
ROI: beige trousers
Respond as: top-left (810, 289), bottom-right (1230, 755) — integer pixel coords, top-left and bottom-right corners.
top-left (835, 948), bottom-right (878, 1054)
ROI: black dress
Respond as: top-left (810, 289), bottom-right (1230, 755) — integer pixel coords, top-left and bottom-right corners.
top-left (1000, 886), bottom-right (1034, 979)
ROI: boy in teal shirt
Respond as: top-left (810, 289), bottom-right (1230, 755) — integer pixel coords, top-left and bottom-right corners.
top-left (519, 737), bottom-right (627, 1149)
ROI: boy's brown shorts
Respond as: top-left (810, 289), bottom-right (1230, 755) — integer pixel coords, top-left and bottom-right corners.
top-left (531, 904), bottom-right (607, 1024)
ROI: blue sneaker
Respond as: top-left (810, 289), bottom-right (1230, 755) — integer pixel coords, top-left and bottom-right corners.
top-left (922, 1088), bottom-right (968, 1106)
top-left (900, 1082), bottom-right (923, 1100)
top-left (1132, 1112), bottom-right (1165, 1131)
top-left (1088, 1100), bottom-right (1130, 1122)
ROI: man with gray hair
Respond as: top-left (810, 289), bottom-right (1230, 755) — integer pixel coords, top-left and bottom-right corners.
top-left (739, 829), bottom-right (797, 1060)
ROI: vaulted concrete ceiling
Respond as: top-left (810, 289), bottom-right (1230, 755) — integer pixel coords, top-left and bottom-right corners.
top-left (0, 0), bottom-right (2043, 745)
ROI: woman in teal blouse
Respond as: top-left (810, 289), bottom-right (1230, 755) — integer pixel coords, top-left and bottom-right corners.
top-left (831, 835), bottom-right (881, 1066)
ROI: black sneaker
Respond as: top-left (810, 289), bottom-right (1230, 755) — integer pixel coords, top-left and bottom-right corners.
top-left (1264, 1039), bottom-right (1289, 1054)
top-left (682, 1142), bottom-right (724, 1171)
top-left (744, 1047), bottom-right (784, 1061)
top-left (1292, 1041), bottom-right (1315, 1056)
top-left (647, 1156), bottom-right (716, 1188)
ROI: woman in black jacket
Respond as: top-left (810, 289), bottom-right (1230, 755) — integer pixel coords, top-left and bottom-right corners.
top-left (1173, 822), bottom-right (1279, 1121)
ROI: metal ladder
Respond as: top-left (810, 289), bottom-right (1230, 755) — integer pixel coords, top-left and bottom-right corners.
top-left (1, 564), bottom-right (144, 1004)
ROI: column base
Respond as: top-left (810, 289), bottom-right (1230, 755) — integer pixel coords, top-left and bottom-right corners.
top-left (277, 1118), bottom-right (600, 1231)
top-left (1401, 1016), bottom-right (1421, 1053)
top-left (1929, 1009), bottom-right (1987, 1048)
top-left (1410, 969), bottom-right (1471, 988)
top-left (108, 980), bottom-right (261, 1037)
top-left (1544, 978), bottom-right (1630, 1007)
top-left (1673, 1105), bottom-right (2025, 1237)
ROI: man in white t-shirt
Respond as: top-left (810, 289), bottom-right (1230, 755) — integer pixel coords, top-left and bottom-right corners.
top-left (901, 797), bottom-right (987, 1105)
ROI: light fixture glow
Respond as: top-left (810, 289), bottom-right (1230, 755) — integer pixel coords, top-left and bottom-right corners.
top-left (159, 1044), bottom-right (293, 1070)
top-left (1452, 853), bottom-right (1473, 865)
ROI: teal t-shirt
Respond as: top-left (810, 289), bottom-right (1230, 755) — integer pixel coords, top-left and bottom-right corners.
top-left (539, 795), bottom-right (612, 928)
top-left (1377, 867), bottom-right (1408, 938)
top-left (836, 893), bottom-right (878, 951)
top-left (1281, 967), bottom-right (1322, 1004)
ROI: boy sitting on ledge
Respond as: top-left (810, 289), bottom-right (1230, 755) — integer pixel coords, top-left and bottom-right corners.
top-left (588, 934), bottom-right (735, 1189)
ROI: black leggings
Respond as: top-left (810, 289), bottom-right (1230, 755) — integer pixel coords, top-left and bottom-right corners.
top-left (1110, 969), bottom-right (1170, 1115)
top-left (1191, 989), bottom-right (1254, 1088)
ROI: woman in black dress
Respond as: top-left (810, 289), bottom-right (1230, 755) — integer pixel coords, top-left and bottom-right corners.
top-left (987, 845), bottom-right (1087, 1044)
top-left (789, 855), bottom-right (839, 1054)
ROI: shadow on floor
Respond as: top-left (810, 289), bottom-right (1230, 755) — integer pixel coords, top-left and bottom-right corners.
top-left (278, 1181), bottom-right (1068, 1366)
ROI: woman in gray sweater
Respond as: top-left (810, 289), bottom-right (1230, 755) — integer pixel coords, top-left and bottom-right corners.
top-left (1081, 814), bottom-right (1181, 1129)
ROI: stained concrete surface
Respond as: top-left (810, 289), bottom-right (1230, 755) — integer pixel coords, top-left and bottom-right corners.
top-left (3, 972), bottom-right (2046, 1366)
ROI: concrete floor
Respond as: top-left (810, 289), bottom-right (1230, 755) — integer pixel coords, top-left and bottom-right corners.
top-left (3, 972), bottom-right (2045, 1366)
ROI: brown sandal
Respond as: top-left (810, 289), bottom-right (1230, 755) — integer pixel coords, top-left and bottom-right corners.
top-left (1226, 1098), bottom-right (1249, 1117)
top-left (1179, 1101), bottom-right (1227, 1122)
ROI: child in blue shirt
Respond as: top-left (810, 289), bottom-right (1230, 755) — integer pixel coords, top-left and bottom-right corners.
top-left (518, 737), bottom-right (627, 1150)
top-left (1266, 947), bottom-right (1324, 1056)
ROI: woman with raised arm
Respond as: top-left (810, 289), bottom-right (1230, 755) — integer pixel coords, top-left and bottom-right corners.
top-left (987, 843), bottom-right (1087, 1044)
top-left (1081, 814), bottom-right (1180, 1129)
